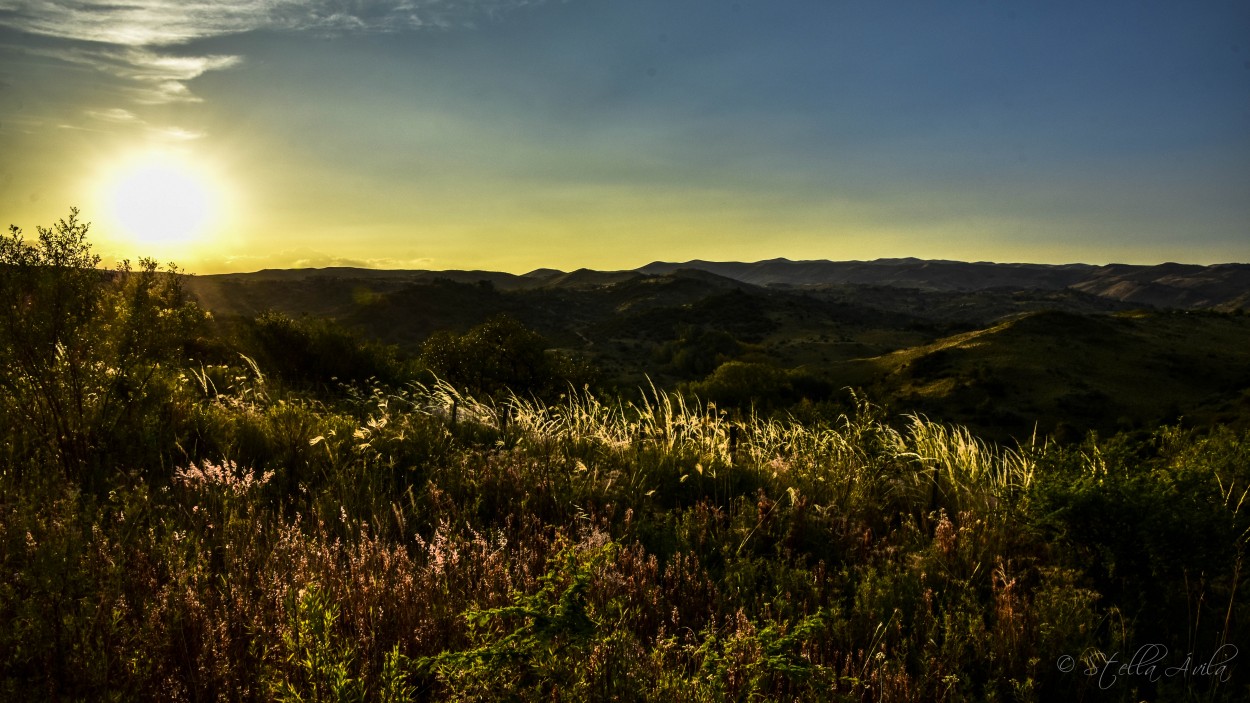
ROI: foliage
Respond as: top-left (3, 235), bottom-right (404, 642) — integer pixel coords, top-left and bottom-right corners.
top-left (1, 212), bottom-right (1247, 701)
top-left (4, 367), bottom-right (1244, 700)
top-left (0, 208), bottom-right (202, 483)
top-left (686, 360), bottom-right (835, 411)
top-left (419, 315), bottom-right (594, 401)
top-left (243, 311), bottom-right (409, 391)
top-left (271, 585), bottom-right (365, 703)
top-left (1032, 426), bottom-right (1250, 650)
top-left (656, 327), bottom-right (744, 378)
top-left (420, 540), bottom-right (613, 700)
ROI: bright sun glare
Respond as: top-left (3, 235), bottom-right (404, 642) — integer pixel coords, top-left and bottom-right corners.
top-left (105, 154), bottom-right (220, 247)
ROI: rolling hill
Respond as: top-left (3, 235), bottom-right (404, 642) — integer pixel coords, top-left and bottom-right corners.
top-left (182, 257), bottom-right (1250, 441)
top-left (851, 309), bottom-right (1250, 440)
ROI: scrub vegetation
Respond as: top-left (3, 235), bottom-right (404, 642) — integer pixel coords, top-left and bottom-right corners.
top-left (2, 212), bottom-right (1248, 701)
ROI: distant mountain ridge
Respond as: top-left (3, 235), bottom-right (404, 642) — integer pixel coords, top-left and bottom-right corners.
top-left (637, 258), bottom-right (1250, 309)
top-left (189, 257), bottom-right (1250, 311)
top-left (637, 257), bottom-right (1096, 290)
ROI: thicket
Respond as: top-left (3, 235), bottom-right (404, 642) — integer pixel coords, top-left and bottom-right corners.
top-left (419, 315), bottom-right (596, 403)
top-left (1, 213), bottom-right (1247, 701)
top-left (243, 311), bottom-right (411, 391)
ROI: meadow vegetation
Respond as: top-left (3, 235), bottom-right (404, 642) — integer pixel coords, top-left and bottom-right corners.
top-left (2, 213), bottom-right (1248, 701)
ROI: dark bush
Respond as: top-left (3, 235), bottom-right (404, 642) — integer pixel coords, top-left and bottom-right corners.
top-left (420, 315), bottom-right (594, 401)
top-left (243, 311), bottom-right (408, 391)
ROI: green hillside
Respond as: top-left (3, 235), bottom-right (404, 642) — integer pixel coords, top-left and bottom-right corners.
top-left (857, 310), bottom-right (1250, 440)
top-left (184, 268), bottom-right (1250, 442)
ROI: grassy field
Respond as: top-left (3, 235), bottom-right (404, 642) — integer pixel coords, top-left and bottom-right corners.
top-left (2, 215), bottom-right (1248, 701)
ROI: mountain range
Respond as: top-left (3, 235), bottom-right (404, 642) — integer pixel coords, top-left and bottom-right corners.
top-left (183, 257), bottom-right (1250, 442)
top-left (191, 257), bottom-right (1250, 310)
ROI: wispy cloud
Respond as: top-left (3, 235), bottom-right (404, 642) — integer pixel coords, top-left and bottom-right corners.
top-left (26, 43), bottom-right (243, 104)
top-left (0, 1), bottom-right (554, 104)
top-left (199, 248), bottom-right (435, 272)
top-left (0, 1), bottom-right (548, 47)
top-left (148, 125), bottom-right (207, 141)
top-left (82, 104), bottom-right (206, 140)
top-left (2, 1), bottom-right (261, 46)
top-left (84, 107), bottom-right (139, 123)
top-left (288, 253), bottom-right (437, 269)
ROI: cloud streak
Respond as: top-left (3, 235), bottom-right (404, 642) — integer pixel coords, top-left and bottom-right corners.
top-left (201, 248), bottom-right (435, 272)
top-left (0, 1), bottom-right (554, 104)
top-left (0, 1), bottom-right (554, 45)
top-left (82, 106), bottom-right (206, 140)
top-left (24, 43), bottom-right (243, 103)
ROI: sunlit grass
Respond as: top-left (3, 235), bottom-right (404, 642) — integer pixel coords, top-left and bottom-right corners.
top-left (0, 253), bottom-right (1244, 701)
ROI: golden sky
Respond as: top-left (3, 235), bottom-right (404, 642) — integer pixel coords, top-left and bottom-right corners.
top-left (2, 1), bottom-right (1248, 273)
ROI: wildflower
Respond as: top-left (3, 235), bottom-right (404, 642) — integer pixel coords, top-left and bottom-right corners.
top-left (174, 459), bottom-right (273, 497)
top-left (934, 510), bottom-right (956, 556)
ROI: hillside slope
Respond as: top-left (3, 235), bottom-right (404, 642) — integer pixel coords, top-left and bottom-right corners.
top-left (182, 261), bottom-right (1250, 440)
top-left (854, 310), bottom-right (1250, 440)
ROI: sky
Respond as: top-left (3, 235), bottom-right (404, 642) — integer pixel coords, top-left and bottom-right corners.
top-left (0, 0), bottom-right (1247, 274)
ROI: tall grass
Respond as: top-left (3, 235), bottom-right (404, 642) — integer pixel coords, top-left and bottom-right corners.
top-left (1, 368), bottom-right (1246, 701)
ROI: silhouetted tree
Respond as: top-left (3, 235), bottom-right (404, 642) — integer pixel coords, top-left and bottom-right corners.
top-left (420, 316), bottom-right (587, 400)
top-left (0, 209), bottom-right (201, 482)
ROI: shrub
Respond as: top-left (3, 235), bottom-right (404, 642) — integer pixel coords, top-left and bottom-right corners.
top-left (243, 312), bottom-right (409, 392)
top-left (0, 209), bottom-right (203, 483)
top-left (420, 315), bottom-right (593, 401)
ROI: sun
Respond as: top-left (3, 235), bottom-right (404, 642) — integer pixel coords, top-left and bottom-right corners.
top-left (104, 153), bottom-right (221, 247)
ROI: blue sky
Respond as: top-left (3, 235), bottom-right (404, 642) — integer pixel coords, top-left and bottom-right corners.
top-left (1, 0), bottom-right (1247, 272)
